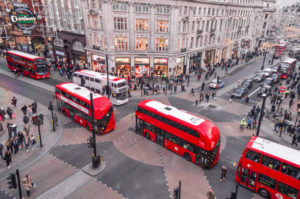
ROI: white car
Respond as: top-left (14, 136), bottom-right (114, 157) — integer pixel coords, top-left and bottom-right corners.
top-left (209, 79), bottom-right (225, 89)
top-left (261, 68), bottom-right (273, 77)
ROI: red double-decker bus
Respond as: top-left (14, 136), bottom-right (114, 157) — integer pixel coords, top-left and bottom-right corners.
top-left (274, 43), bottom-right (287, 58)
top-left (279, 57), bottom-right (297, 79)
top-left (55, 82), bottom-right (115, 134)
top-left (136, 99), bottom-right (220, 168)
top-left (235, 136), bottom-right (300, 199)
top-left (6, 50), bottom-right (50, 79)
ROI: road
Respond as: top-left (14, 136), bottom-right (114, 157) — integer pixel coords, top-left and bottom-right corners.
top-left (0, 54), bottom-right (296, 199)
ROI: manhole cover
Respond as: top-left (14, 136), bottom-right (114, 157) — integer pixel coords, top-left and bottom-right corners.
top-left (208, 105), bottom-right (217, 108)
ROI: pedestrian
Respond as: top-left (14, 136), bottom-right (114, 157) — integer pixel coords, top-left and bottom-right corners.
top-left (22, 175), bottom-right (33, 197)
top-left (247, 117), bottom-right (252, 130)
top-left (3, 150), bottom-right (12, 168)
top-left (24, 135), bottom-right (30, 152)
top-left (220, 165), bottom-right (227, 181)
top-left (12, 137), bottom-right (19, 154)
top-left (0, 143), bottom-right (3, 159)
top-left (229, 96), bottom-right (232, 103)
top-left (11, 97), bottom-right (17, 108)
top-left (206, 189), bottom-right (216, 199)
top-left (30, 135), bottom-right (36, 150)
top-left (212, 91), bottom-right (215, 100)
top-left (292, 134), bottom-right (298, 146)
top-left (190, 88), bottom-right (195, 96)
top-left (195, 100), bottom-right (198, 106)
top-left (5, 138), bottom-right (13, 154)
top-left (21, 105), bottom-right (28, 115)
top-left (0, 121), bottom-right (3, 132)
top-left (6, 107), bottom-right (13, 120)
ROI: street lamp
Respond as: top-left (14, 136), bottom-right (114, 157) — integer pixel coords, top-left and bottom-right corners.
top-left (256, 93), bottom-right (267, 137)
top-left (105, 55), bottom-right (110, 99)
top-left (37, 115), bottom-right (43, 148)
top-left (261, 52), bottom-right (267, 70)
top-left (48, 101), bottom-right (56, 132)
top-left (89, 92), bottom-right (101, 169)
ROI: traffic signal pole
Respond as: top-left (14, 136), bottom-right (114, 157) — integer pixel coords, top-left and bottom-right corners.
top-left (16, 169), bottom-right (22, 199)
top-left (106, 55), bottom-right (110, 100)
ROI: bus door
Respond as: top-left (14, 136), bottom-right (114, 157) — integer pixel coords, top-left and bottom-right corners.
top-left (238, 166), bottom-right (257, 191)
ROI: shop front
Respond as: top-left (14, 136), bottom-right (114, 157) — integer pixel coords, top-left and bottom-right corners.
top-left (31, 38), bottom-right (45, 56)
top-left (73, 53), bottom-right (87, 67)
top-left (116, 57), bottom-right (131, 78)
top-left (134, 57), bottom-right (150, 77)
top-left (91, 54), bottom-right (106, 72)
top-left (189, 52), bottom-right (202, 72)
top-left (72, 41), bottom-right (87, 67)
top-left (154, 58), bottom-right (168, 77)
top-left (232, 42), bottom-right (239, 58)
top-left (204, 49), bottom-right (216, 66)
top-left (176, 57), bottom-right (185, 75)
top-left (54, 50), bottom-right (66, 64)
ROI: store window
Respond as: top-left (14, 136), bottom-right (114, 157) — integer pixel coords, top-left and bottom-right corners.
top-left (116, 57), bottom-right (131, 78)
top-left (155, 38), bottom-right (168, 52)
top-left (115, 37), bottom-right (128, 51)
top-left (114, 17), bottom-right (127, 31)
top-left (154, 58), bottom-right (168, 77)
top-left (136, 37), bottom-right (149, 51)
top-left (156, 20), bottom-right (169, 33)
top-left (134, 58), bottom-right (150, 77)
top-left (136, 19), bottom-right (149, 32)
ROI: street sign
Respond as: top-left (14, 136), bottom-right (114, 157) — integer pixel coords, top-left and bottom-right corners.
top-left (279, 86), bottom-right (287, 93)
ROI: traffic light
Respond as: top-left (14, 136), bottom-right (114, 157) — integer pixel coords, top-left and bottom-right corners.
top-left (87, 136), bottom-right (94, 148)
top-left (7, 173), bottom-right (17, 189)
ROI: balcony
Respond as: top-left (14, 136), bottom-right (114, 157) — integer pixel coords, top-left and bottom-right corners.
top-left (263, 8), bottom-right (276, 12)
top-left (196, 29), bottom-right (203, 34)
top-left (93, 45), bottom-right (100, 50)
top-left (181, 48), bottom-right (186, 52)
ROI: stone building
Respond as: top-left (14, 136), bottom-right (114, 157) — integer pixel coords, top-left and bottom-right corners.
top-left (81, 0), bottom-right (269, 77)
top-left (44, 0), bottom-right (86, 66)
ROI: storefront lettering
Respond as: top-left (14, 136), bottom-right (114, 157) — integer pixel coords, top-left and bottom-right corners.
top-left (9, 6), bottom-right (37, 30)
top-left (135, 58), bottom-right (149, 64)
top-left (116, 58), bottom-right (130, 63)
top-left (154, 58), bottom-right (168, 64)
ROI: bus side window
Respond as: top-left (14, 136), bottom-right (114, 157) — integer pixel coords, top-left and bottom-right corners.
top-left (85, 76), bottom-right (89, 80)
top-left (277, 182), bottom-right (298, 199)
top-left (281, 163), bottom-right (300, 179)
top-left (262, 155), bottom-right (281, 170)
top-left (90, 78), bottom-right (94, 82)
top-left (245, 150), bottom-right (261, 163)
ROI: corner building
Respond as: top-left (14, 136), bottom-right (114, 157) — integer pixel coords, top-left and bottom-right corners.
top-left (82, 0), bottom-right (266, 78)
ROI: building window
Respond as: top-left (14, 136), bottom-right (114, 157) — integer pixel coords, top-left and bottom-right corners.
top-left (54, 38), bottom-right (64, 47)
top-left (212, 8), bottom-right (215, 16)
top-left (199, 36), bottom-right (203, 47)
top-left (198, 7), bottom-right (201, 15)
top-left (156, 6), bottom-right (170, 15)
top-left (204, 35), bottom-right (207, 46)
top-left (219, 20), bottom-right (223, 31)
top-left (265, 14), bottom-right (268, 19)
top-left (193, 7), bottom-right (196, 15)
top-left (184, 6), bottom-right (187, 15)
top-left (263, 22), bottom-right (267, 29)
top-left (203, 8), bottom-right (206, 16)
top-left (136, 37), bottom-right (149, 51)
top-left (114, 17), bottom-right (127, 31)
top-left (206, 21), bottom-right (209, 31)
top-left (112, 2), bottom-right (128, 12)
top-left (192, 21), bottom-right (195, 32)
top-left (190, 37), bottom-right (194, 49)
top-left (208, 8), bottom-right (211, 16)
top-left (156, 20), bottom-right (169, 32)
top-left (136, 19), bottom-right (149, 32)
top-left (156, 38), bottom-right (168, 52)
top-left (135, 3), bottom-right (149, 13)
top-left (115, 37), bottom-right (128, 51)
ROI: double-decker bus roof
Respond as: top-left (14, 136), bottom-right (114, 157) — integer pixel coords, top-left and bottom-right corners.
top-left (250, 137), bottom-right (300, 166)
top-left (76, 70), bottom-right (125, 83)
top-left (7, 50), bottom-right (43, 60)
top-left (59, 83), bottom-right (103, 100)
top-left (281, 57), bottom-right (297, 64)
top-left (144, 100), bottom-right (205, 126)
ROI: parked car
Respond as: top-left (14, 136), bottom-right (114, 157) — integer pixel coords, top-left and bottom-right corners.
top-left (253, 73), bottom-right (266, 82)
top-left (261, 68), bottom-right (273, 77)
top-left (240, 79), bottom-right (253, 89)
top-left (270, 74), bottom-right (280, 84)
top-left (209, 79), bottom-right (225, 89)
top-left (231, 87), bottom-right (248, 98)
top-left (258, 85), bottom-right (271, 97)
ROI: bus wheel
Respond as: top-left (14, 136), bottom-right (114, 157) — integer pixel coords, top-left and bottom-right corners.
top-left (145, 133), bottom-right (150, 140)
top-left (258, 189), bottom-right (270, 199)
top-left (183, 153), bottom-right (191, 161)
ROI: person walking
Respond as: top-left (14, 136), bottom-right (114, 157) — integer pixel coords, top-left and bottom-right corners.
top-left (24, 135), bottom-right (30, 152)
top-left (21, 105), bottom-right (28, 115)
top-left (30, 135), bottom-right (36, 150)
top-left (206, 189), bottom-right (216, 199)
top-left (0, 143), bottom-right (3, 159)
top-left (11, 97), bottom-right (17, 108)
top-left (4, 150), bottom-right (12, 168)
top-left (22, 175), bottom-right (33, 197)
top-left (292, 134), bottom-right (298, 146)
top-left (220, 165), bottom-right (227, 182)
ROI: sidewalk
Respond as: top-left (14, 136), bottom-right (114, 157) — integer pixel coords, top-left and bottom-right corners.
top-left (0, 87), bottom-right (63, 189)
top-left (49, 55), bottom-right (266, 99)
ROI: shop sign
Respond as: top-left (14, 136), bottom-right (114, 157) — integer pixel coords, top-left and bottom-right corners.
top-left (241, 39), bottom-right (252, 49)
top-left (116, 57), bottom-right (130, 63)
top-left (176, 57), bottom-right (184, 63)
top-left (92, 54), bottom-right (105, 61)
top-left (9, 3), bottom-right (37, 32)
top-left (154, 58), bottom-right (168, 64)
top-left (134, 57), bottom-right (149, 64)
top-left (55, 50), bottom-right (65, 56)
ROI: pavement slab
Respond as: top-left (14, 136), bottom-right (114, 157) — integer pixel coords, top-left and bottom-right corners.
top-left (65, 178), bottom-right (125, 199)
top-left (159, 145), bottom-right (210, 199)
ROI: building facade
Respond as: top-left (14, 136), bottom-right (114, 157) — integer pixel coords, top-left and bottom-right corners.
top-left (82, 0), bottom-right (268, 77)
top-left (0, 0), bottom-right (50, 55)
top-left (44, 0), bottom-right (86, 66)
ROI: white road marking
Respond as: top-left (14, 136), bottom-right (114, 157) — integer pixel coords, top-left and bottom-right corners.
top-left (248, 87), bottom-right (261, 97)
